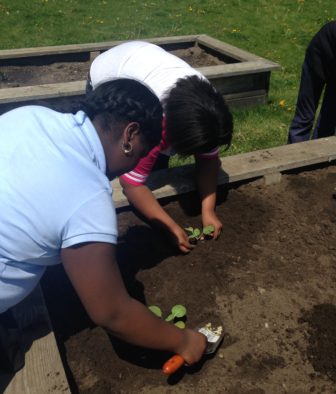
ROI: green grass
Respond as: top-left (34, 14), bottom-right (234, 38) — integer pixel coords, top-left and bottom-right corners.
top-left (0, 0), bottom-right (335, 164)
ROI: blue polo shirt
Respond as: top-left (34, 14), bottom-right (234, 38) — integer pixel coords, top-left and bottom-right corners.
top-left (0, 106), bottom-right (117, 313)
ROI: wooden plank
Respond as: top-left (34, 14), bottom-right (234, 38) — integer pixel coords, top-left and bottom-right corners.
top-left (211, 74), bottom-right (269, 96)
top-left (222, 89), bottom-right (267, 101)
top-left (0, 70), bottom-right (270, 106)
top-left (224, 92), bottom-right (267, 107)
top-left (0, 71), bottom-right (268, 105)
top-left (0, 285), bottom-right (70, 394)
top-left (0, 34), bottom-right (280, 72)
top-left (0, 81), bottom-right (267, 107)
top-left (0, 81), bottom-right (86, 103)
top-left (112, 137), bottom-right (336, 208)
top-left (200, 61), bottom-right (279, 79)
top-left (0, 35), bottom-right (280, 75)
top-left (0, 35), bottom-right (199, 60)
top-left (197, 34), bottom-right (280, 68)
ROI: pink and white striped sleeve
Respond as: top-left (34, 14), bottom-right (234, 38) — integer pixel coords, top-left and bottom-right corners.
top-left (120, 123), bottom-right (169, 186)
top-left (119, 144), bottom-right (163, 185)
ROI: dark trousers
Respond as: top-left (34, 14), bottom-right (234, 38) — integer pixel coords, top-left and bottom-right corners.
top-left (0, 309), bottom-right (25, 373)
top-left (288, 62), bottom-right (336, 143)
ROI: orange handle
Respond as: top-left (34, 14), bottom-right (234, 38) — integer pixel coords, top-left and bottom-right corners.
top-left (162, 354), bottom-right (185, 376)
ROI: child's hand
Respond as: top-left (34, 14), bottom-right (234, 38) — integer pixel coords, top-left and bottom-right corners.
top-left (170, 224), bottom-right (195, 253)
top-left (202, 211), bottom-right (222, 239)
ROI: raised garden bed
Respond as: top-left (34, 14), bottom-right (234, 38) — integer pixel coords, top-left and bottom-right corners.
top-left (0, 34), bottom-right (280, 114)
top-left (2, 138), bottom-right (336, 393)
top-left (40, 161), bottom-right (336, 393)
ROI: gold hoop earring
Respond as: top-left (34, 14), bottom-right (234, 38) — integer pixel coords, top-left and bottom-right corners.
top-left (122, 142), bottom-right (133, 154)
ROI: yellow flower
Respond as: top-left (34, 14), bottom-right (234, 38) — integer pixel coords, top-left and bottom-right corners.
top-left (279, 99), bottom-right (286, 107)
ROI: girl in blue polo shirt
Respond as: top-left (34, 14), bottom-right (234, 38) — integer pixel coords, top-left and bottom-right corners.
top-left (0, 79), bottom-right (206, 372)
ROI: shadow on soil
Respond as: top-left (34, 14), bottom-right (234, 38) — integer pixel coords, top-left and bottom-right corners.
top-left (41, 183), bottom-right (272, 391)
top-left (299, 303), bottom-right (336, 382)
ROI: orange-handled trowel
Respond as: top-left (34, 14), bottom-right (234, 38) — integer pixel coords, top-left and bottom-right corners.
top-left (162, 323), bottom-right (224, 376)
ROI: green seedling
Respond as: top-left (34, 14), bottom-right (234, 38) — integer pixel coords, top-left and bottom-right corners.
top-left (148, 304), bottom-right (187, 329)
top-left (184, 227), bottom-right (201, 244)
top-left (148, 305), bottom-right (162, 318)
top-left (165, 305), bottom-right (187, 322)
top-left (202, 225), bottom-right (215, 239)
top-left (174, 321), bottom-right (186, 329)
top-left (185, 225), bottom-right (215, 243)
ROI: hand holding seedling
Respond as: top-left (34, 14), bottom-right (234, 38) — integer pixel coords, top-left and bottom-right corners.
top-left (202, 211), bottom-right (222, 239)
top-left (184, 225), bottom-right (215, 245)
top-left (170, 223), bottom-right (195, 253)
top-left (184, 227), bottom-right (201, 244)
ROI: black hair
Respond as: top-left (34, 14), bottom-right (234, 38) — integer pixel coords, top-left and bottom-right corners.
top-left (163, 75), bottom-right (233, 156)
top-left (81, 78), bottom-right (162, 150)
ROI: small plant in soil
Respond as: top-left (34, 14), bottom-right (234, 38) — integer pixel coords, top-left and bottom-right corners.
top-left (202, 225), bottom-right (215, 239)
top-left (148, 304), bottom-right (187, 329)
top-left (184, 227), bottom-right (201, 244)
top-left (184, 225), bottom-right (215, 244)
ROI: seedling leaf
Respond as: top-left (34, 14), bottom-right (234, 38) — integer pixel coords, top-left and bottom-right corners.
top-left (148, 305), bottom-right (162, 318)
top-left (184, 227), bottom-right (201, 241)
top-left (184, 227), bottom-right (194, 235)
top-left (171, 304), bottom-right (187, 318)
top-left (203, 225), bottom-right (215, 235)
top-left (174, 321), bottom-right (186, 329)
top-left (165, 313), bottom-right (175, 322)
top-left (193, 228), bottom-right (201, 238)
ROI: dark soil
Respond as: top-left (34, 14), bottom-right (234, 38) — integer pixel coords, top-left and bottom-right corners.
top-left (0, 45), bottom-right (223, 88)
top-left (41, 164), bottom-right (336, 394)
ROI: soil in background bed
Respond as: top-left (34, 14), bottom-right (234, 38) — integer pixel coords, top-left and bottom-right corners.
top-left (42, 165), bottom-right (336, 394)
top-left (0, 45), bottom-right (223, 88)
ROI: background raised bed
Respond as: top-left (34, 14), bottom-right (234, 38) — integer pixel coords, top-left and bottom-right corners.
top-left (0, 1), bottom-right (334, 156)
top-left (0, 35), bottom-right (280, 114)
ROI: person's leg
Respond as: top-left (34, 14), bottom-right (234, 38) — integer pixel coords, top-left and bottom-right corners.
top-left (312, 84), bottom-right (336, 139)
top-left (288, 62), bottom-right (324, 143)
top-left (0, 309), bottom-right (25, 373)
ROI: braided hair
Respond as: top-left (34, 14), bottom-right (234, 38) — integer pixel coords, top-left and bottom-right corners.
top-left (164, 75), bottom-right (233, 156)
top-left (82, 79), bottom-right (162, 150)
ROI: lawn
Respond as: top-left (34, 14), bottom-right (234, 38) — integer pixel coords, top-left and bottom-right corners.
top-left (0, 0), bottom-right (335, 162)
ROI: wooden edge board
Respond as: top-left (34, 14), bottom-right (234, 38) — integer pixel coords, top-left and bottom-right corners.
top-left (0, 63), bottom-right (275, 105)
top-left (0, 81), bottom-right (86, 103)
top-left (0, 35), bottom-right (280, 75)
top-left (197, 34), bottom-right (280, 68)
top-left (0, 35), bottom-right (200, 59)
top-left (1, 285), bottom-right (70, 394)
top-left (112, 137), bottom-right (336, 208)
top-left (223, 89), bottom-right (267, 98)
top-left (201, 61), bottom-right (279, 78)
